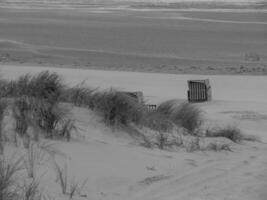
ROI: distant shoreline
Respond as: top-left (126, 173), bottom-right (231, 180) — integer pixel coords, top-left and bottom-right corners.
top-left (0, 4), bottom-right (266, 76)
top-left (0, 0), bottom-right (266, 11)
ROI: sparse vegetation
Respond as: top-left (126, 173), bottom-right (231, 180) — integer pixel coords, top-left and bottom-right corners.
top-left (69, 179), bottom-right (79, 199)
top-left (185, 136), bottom-right (200, 152)
top-left (37, 141), bottom-right (65, 159)
top-left (143, 111), bottom-right (173, 133)
top-left (140, 175), bottom-right (170, 186)
top-left (205, 143), bottom-right (232, 152)
top-left (60, 84), bottom-right (97, 108)
top-left (54, 162), bottom-right (68, 194)
top-left (0, 100), bottom-right (7, 154)
top-left (141, 111), bottom-right (176, 149)
top-left (53, 161), bottom-right (86, 198)
top-left (0, 155), bottom-right (44, 200)
top-left (0, 156), bottom-right (23, 200)
top-left (206, 126), bottom-right (243, 143)
top-left (13, 96), bottom-right (32, 140)
top-left (22, 179), bottom-right (42, 200)
top-left (245, 52), bottom-right (260, 62)
top-left (23, 142), bottom-right (47, 179)
top-left (157, 100), bottom-right (203, 134)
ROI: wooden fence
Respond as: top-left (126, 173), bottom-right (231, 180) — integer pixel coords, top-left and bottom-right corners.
top-left (146, 104), bottom-right (157, 111)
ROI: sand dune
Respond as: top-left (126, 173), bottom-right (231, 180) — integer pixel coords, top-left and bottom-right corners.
top-left (1, 64), bottom-right (267, 142)
top-left (1, 64), bottom-right (267, 200)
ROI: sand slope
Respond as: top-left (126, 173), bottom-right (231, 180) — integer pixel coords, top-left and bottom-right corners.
top-left (1, 65), bottom-right (267, 200)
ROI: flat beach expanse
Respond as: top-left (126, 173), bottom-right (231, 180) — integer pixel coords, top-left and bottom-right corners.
top-left (0, 4), bottom-right (266, 74)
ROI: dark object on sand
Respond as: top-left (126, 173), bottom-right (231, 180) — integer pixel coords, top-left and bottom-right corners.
top-left (123, 91), bottom-right (144, 104)
top-left (187, 79), bottom-right (212, 102)
top-left (146, 104), bottom-right (157, 111)
top-left (123, 91), bottom-right (157, 111)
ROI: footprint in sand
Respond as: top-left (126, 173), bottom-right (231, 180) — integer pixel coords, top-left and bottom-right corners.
top-left (139, 175), bottom-right (171, 186)
top-left (244, 172), bottom-right (253, 176)
top-left (250, 155), bottom-right (257, 159)
top-left (243, 160), bottom-right (249, 164)
top-left (185, 159), bottom-right (198, 167)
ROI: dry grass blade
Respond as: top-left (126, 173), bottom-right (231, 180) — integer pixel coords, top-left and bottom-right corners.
top-left (38, 141), bottom-right (66, 158)
top-left (22, 179), bottom-right (42, 200)
top-left (24, 142), bottom-right (45, 179)
top-left (54, 162), bottom-right (68, 194)
top-left (69, 179), bottom-right (79, 199)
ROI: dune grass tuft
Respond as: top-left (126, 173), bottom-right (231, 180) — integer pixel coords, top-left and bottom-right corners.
top-left (0, 71), bottom-right (64, 103)
top-left (61, 84), bottom-right (97, 108)
top-left (13, 96), bottom-right (32, 138)
top-left (93, 90), bottom-right (145, 127)
top-left (22, 179), bottom-right (42, 200)
top-left (0, 100), bottom-right (7, 154)
top-left (157, 100), bottom-right (203, 134)
top-left (13, 96), bottom-right (73, 140)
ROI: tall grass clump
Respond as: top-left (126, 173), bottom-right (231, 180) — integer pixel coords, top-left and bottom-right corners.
top-left (13, 96), bottom-right (32, 138)
top-left (0, 71), bottom-right (64, 103)
top-left (13, 96), bottom-right (72, 140)
top-left (0, 156), bottom-right (22, 200)
top-left (93, 90), bottom-right (145, 126)
top-left (206, 126), bottom-right (243, 143)
top-left (0, 100), bottom-right (7, 154)
top-left (0, 79), bottom-right (12, 98)
top-left (33, 99), bottom-right (69, 138)
top-left (60, 84), bottom-right (97, 108)
top-left (157, 100), bottom-right (203, 134)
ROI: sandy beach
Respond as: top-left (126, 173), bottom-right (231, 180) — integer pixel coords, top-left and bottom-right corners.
top-left (2, 64), bottom-right (267, 200)
top-left (0, 2), bottom-right (267, 199)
